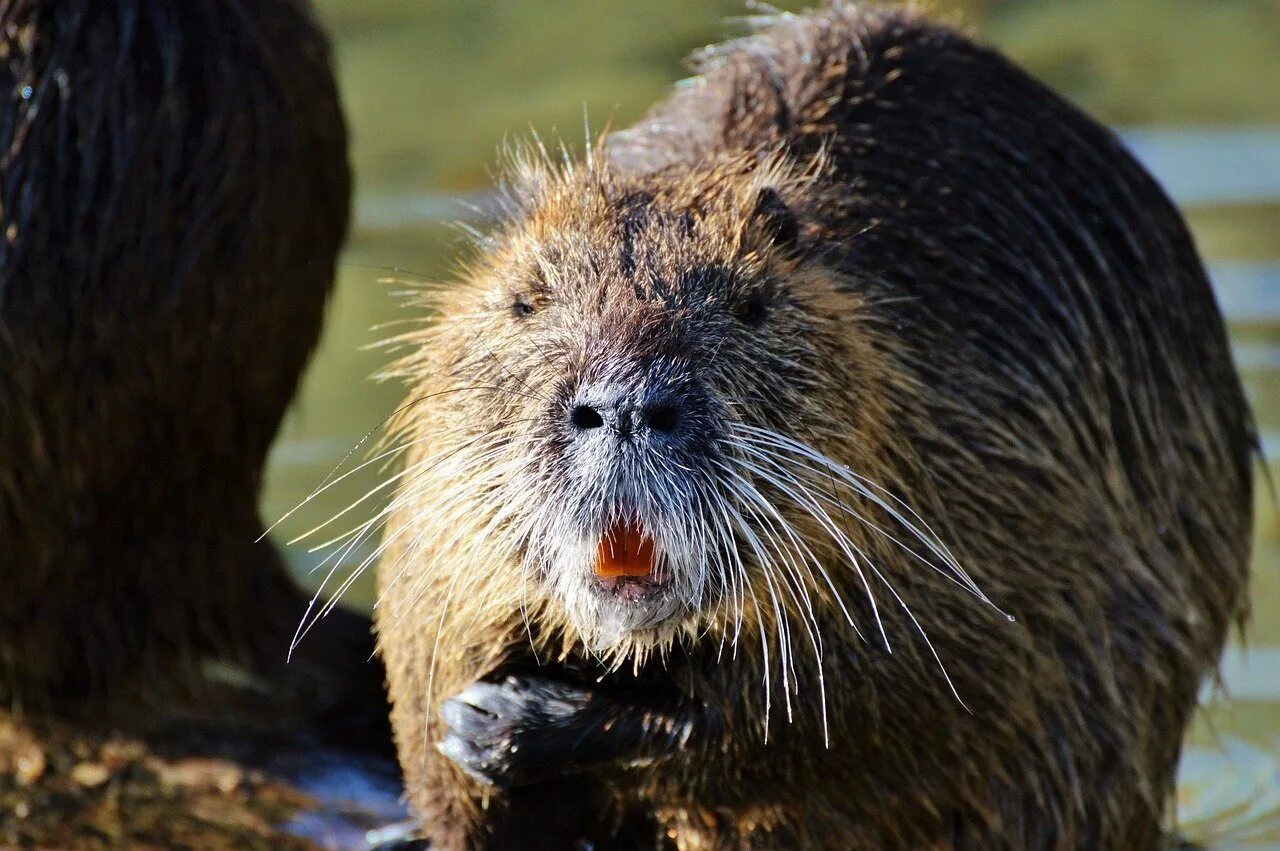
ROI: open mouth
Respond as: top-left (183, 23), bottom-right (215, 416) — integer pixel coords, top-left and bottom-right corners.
top-left (595, 520), bottom-right (667, 602)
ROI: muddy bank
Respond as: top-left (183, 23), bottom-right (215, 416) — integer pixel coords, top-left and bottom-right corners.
top-left (0, 710), bottom-right (406, 849)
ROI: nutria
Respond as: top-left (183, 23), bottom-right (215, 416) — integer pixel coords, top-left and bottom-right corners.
top-left (0, 0), bottom-right (378, 733)
top-left (374, 4), bottom-right (1254, 848)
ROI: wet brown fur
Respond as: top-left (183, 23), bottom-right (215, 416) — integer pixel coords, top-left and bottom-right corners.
top-left (376, 4), bottom-right (1254, 848)
top-left (0, 0), bottom-right (371, 720)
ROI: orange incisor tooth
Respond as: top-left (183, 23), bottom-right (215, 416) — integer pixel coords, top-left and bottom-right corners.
top-left (595, 520), bottom-right (655, 578)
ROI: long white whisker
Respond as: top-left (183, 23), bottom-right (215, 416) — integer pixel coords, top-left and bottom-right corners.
top-left (720, 463), bottom-right (830, 743)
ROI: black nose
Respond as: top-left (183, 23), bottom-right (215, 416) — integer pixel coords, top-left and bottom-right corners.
top-left (569, 404), bottom-right (605, 430)
top-left (568, 395), bottom-right (681, 437)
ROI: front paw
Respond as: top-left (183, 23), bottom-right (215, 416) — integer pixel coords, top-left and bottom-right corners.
top-left (437, 674), bottom-right (597, 788)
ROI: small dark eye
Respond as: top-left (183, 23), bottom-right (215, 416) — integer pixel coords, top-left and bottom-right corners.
top-left (738, 293), bottom-right (769, 327)
top-left (511, 297), bottom-right (536, 318)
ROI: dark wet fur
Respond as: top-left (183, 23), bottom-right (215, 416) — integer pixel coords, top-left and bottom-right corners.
top-left (0, 0), bottom-right (383, 742)
top-left (378, 4), bottom-right (1254, 848)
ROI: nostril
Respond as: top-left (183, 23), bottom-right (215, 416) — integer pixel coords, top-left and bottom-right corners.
top-left (570, 404), bottom-right (605, 431)
top-left (645, 403), bottom-right (679, 434)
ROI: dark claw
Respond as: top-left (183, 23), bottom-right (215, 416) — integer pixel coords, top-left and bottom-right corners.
top-left (436, 729), bottom-right (496, 786)
top-left (436, 675), bottom-right (597, 788)
top-left (455, 679), bottom-right (525, 718)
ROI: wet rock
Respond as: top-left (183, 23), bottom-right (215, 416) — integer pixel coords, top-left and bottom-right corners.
top-left (0, 709), bottom-right (404, 849)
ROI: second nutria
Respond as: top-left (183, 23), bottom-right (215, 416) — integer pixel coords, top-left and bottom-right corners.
top-left (375, 4), bottom-right (1254, 848)
top-left (0, 0), bottom-right (380, 738)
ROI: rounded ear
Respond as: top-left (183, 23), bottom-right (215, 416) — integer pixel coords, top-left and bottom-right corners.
top-left (751, 187), bottom-right (800, 253)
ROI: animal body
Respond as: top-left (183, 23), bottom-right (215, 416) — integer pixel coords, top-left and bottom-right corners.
top-left (0, 0), bottom-right (373, 725)
top-left (375, 4), bottom-right (1254, 848)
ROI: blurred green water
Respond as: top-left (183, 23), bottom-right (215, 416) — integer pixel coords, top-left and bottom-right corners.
top-left (264, 2), bottom-right (1280, 841)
